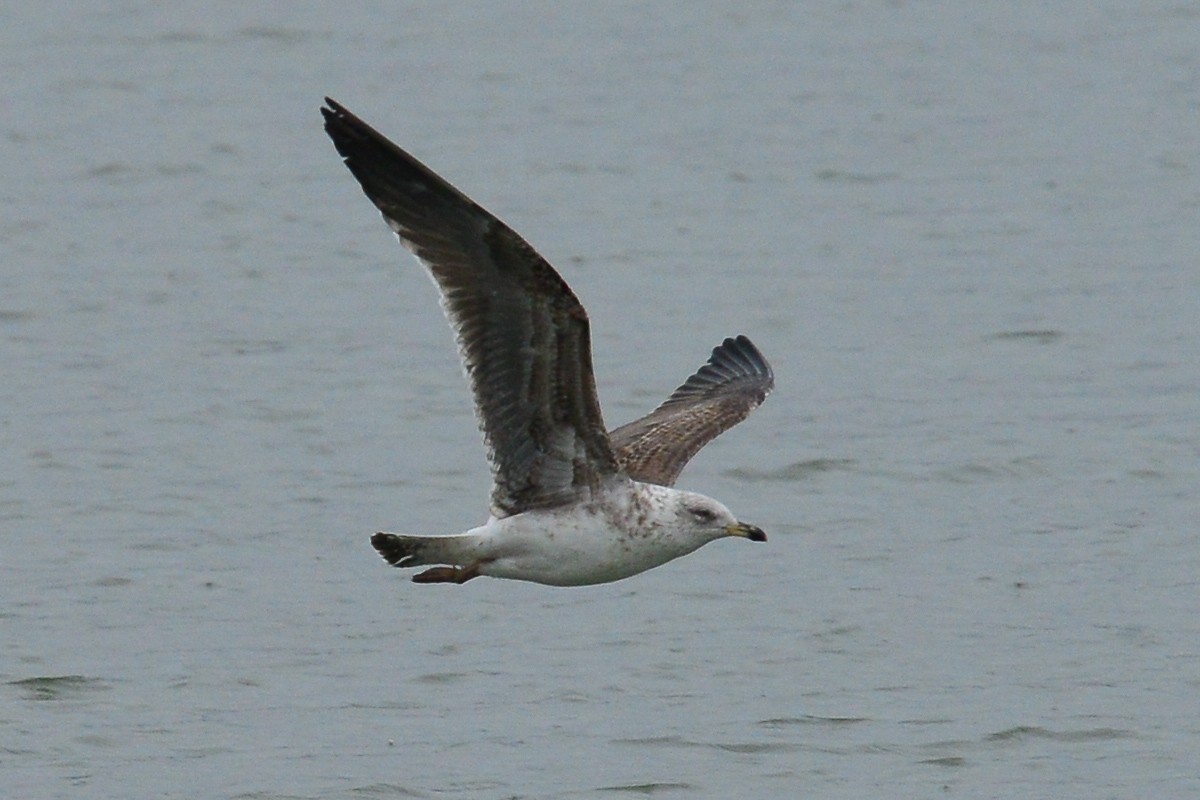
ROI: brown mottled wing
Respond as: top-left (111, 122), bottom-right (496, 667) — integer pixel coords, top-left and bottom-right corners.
top-left (609, 336), bottom-right (773, 486)
top-left (321, 98), bottom-right (618, 516)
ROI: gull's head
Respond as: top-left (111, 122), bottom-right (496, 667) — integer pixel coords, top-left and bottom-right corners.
top-left (674, 491), bottom-right (767, 543)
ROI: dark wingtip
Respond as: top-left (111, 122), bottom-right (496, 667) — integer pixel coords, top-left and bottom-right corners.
top-left (658, 334), bottom-right (774, 410)
top-left (320, 97), bottom-right (339, 125)
top-left (715, 335), bottom-right (774, 386)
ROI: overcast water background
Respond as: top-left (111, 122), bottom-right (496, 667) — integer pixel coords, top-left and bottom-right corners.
top-left (4, 2), bottom-right (1200, 798)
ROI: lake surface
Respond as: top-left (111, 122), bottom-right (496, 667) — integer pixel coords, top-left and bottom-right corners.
top-left (4, 2), bottom-right (1199, 798)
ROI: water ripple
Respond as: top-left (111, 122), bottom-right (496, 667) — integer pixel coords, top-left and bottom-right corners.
top-left (8, 675), bottom-right (110, 701)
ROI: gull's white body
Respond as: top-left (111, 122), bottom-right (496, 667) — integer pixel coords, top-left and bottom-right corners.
top-left (379, 481), bottom-right (744, 586)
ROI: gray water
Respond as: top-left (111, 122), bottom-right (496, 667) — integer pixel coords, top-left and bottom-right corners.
top-left (4, 2), bottom-right (1199, 798)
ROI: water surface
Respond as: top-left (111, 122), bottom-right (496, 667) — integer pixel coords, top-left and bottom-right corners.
top-left (3, 3), bottom-right (1199, 798)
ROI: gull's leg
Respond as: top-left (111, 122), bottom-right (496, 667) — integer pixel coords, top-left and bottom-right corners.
top-left (412, 561), bottom-right (484, 584)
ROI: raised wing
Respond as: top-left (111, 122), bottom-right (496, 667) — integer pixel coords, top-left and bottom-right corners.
top-left (322, 98), bottom-right (619, 516)
top-left (609, 335), bottom-right (773, 486)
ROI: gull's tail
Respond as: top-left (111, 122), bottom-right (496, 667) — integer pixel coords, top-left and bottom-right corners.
top-left (370, 531), bottom-right (487, 574)
top-left (370, 532), bottom-right (489, 584)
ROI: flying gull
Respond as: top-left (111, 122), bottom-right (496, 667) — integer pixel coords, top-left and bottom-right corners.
top-left (321, 98), bottom-right (773, 586)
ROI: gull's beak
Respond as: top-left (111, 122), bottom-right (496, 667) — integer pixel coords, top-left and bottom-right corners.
top-left (726, 521), bottom-right (767, 542)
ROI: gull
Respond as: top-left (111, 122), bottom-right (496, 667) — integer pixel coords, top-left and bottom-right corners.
top-left (321, 98), bottom-right (773, 586)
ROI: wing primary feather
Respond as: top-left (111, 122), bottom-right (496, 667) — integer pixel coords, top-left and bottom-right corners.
top-left (322, 99), bottom-right (619, 515)
top-left (609, 335), bottom-right (774, 486)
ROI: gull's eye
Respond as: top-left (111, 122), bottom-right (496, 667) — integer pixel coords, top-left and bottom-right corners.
top-left (689, 506), bottom-right (717, 523)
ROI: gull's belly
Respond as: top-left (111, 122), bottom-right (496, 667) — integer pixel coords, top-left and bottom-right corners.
top-left (478, 509), bottom-right (703, 587)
